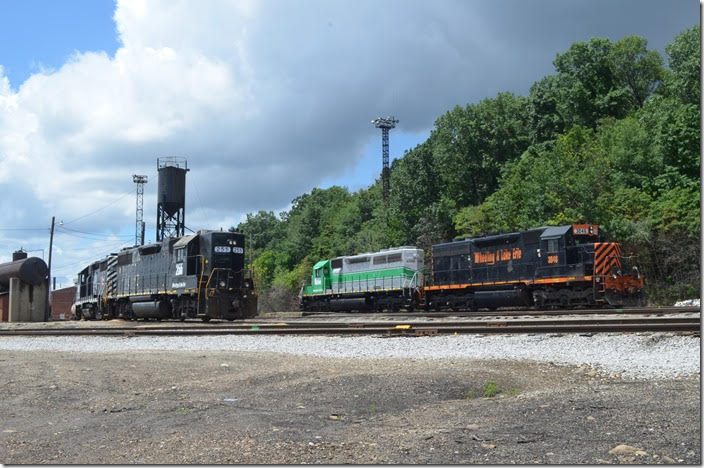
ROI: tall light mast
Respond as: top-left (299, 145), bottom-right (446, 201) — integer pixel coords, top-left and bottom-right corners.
top-left (371, 116), bottom-right (398, 201)
top-left (133, 175), bottom-right (148, 246)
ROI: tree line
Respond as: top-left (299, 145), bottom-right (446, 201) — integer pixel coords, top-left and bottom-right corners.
top-left (233, 26), bottom-right (700, 309)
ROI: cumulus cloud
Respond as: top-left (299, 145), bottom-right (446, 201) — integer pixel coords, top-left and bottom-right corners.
top-left (0, 0), bottom-right (695, 282)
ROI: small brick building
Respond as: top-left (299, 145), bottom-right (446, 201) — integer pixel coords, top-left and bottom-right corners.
top-left (50, 286), bottom-right (76, 321)
top-left (0, 292), bottom-right (8, 321)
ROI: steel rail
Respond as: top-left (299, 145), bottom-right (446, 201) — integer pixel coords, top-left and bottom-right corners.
top-left (301, 306), bottom-right (700, 319)
top-left (1, 314), bottom-right (699, 332)
top-left (0, 316), bottom-right (698, 336)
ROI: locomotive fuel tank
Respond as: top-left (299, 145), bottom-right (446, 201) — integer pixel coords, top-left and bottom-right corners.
top-left (328, 297), bottom-right (368, 311)
top-left (473, 288), bottom-right (532, 308)
top-left (474, 288), bottom-right (531, 308)
top-left (131, 300), bottom-right (172, 319)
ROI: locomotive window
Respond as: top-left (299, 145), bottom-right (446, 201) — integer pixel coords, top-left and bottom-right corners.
top-left (331, 258), bottom-right (343, 269)
top-left (372, 256), bottom-right (386, 265)
top-left (386, 253), bottom-right (402, 264)
top-left (315, 269), bottom-right (321, 278)
top-left (175, 248), bottom-right (185, 263)
top-left (117, 252), bottom-right (132, 266)
top-left (347, 256), bottom-right (369, 264)
top-left (547, 239), bottom-right (559, 252)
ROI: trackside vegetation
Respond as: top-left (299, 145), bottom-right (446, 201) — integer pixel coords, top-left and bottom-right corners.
top-left (233, 26), bottom-right (700, 311)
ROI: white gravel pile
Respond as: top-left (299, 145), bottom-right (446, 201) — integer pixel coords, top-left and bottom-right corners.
top-left (674, 298), bottom-right (701, 307)
top-left (0, 333), bottom-right (698, 380)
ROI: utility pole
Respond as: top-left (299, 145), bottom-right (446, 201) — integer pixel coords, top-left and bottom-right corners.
top-left (371, 116), bottom-right (398, 201)
top-left (46, 215), bottom-right (55, 321)
top-left (133, 175), bottom-right (148, 246)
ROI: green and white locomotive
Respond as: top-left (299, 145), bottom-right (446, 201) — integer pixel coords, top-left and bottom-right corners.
top-left (299, 246), bottom-right (424, 311)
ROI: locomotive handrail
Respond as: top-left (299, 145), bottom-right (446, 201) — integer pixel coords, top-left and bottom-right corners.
top-left (204, 267), bottom-right (232, 293)
top-left (191, 254), bottom-right (206, 305)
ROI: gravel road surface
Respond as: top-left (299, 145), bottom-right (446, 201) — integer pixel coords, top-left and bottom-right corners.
top-left (0, 332), bottom-right (698, 379)
top-left (0, 332), bottom-right (699, 464)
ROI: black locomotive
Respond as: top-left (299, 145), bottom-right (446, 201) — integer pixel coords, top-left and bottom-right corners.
top-left (426, 223), bottom-right (644, 309)
top-left (73, 229), bottom-right (257, 321)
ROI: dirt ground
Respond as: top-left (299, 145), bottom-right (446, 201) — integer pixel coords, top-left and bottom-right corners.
top-left (0, 350), bottom-right (699, 464)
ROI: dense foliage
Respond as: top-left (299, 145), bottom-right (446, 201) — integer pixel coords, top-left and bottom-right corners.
top-left (234, 27), bottom-right (700, 309)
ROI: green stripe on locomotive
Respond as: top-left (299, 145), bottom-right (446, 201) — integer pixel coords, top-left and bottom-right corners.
top-left (302, 266), bottom-right (419, 296)
top-left (303, 265), bottom-right (423, 298)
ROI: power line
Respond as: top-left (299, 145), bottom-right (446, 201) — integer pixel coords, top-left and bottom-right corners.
top-left (55, 230), bottom-right (132, 242)
top-left (61, 191), bottom-right (132, 225)
top-left (51, 241), bottom-right (128, 271)
top-left (57, 226), bottom-right (133, 239)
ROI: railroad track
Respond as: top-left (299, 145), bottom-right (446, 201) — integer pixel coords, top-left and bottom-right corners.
top-left (300, 306), bottom-right (700, 319)
top-left (0, 314), bottom-right (699, 336)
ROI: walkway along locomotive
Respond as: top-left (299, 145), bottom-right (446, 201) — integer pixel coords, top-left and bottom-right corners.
top-left (73, 229), bottom-right (257, 321)
top-left (299, 223), bottom-right (644, 311)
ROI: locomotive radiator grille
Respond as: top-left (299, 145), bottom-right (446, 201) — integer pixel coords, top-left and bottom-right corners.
top-left (106, 255), bottom-right (118, 297)
top-left (594, 242), bottom-right (622, 276)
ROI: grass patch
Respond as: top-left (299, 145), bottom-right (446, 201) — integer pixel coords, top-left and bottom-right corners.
top-left (465, 381), bottom-right (520, 399)
top-left (483, 381), bottom-right (498, 398)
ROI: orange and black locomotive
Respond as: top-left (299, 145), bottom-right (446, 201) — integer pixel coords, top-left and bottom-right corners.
top-left (425, 223), bottom-right (644, 310)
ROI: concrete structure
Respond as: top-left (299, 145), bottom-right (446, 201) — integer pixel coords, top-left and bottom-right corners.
top-left (0, 256), bottom-right (49, 322)
top-left (8, 277), bottom-right (47, 322)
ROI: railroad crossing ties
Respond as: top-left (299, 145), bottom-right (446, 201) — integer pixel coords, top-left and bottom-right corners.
top-left (0, 308), bottom-right (699, 337)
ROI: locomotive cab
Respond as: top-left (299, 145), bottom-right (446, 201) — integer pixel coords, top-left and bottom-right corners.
top-left (310, 260), bottom-right (331, 294)
top-left (199, 231), bottom-right (246, 290)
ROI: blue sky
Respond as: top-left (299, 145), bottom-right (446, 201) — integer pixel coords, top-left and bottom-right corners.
top-left (0, 0), bottom-right (698, 286)
top-left (0, 1), bottom-right (118, 88)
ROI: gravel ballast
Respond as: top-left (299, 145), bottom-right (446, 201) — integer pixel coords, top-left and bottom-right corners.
top-left (0, 332), bottom-right (698, 379)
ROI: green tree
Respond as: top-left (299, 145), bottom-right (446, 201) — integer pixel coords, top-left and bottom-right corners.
top-left (234, 210), bottom-right (282, 251)
top-left (251, 249), bottom-right (283, 290)
top-left (553, 38), bottom-right (626, 127)
top-left (431, 92), bottom-right (531, 207)
top-left (662, 25), bottom-right (700, 105)
top-left (609, 35), bottom-right (664, 108)
top-left (527, 75), bottom-right (565, 142)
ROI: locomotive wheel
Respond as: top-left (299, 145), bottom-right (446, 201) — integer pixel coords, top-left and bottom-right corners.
top-left (201, 316), bottom-right (211, 322)
top-left (94, 310), bottom-right (103, 321)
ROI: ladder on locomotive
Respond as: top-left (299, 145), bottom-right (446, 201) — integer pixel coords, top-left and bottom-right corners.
top-left (590, 245), bottom-right (608, 304)
top-left (195, 255), bottom-right (210, 316)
